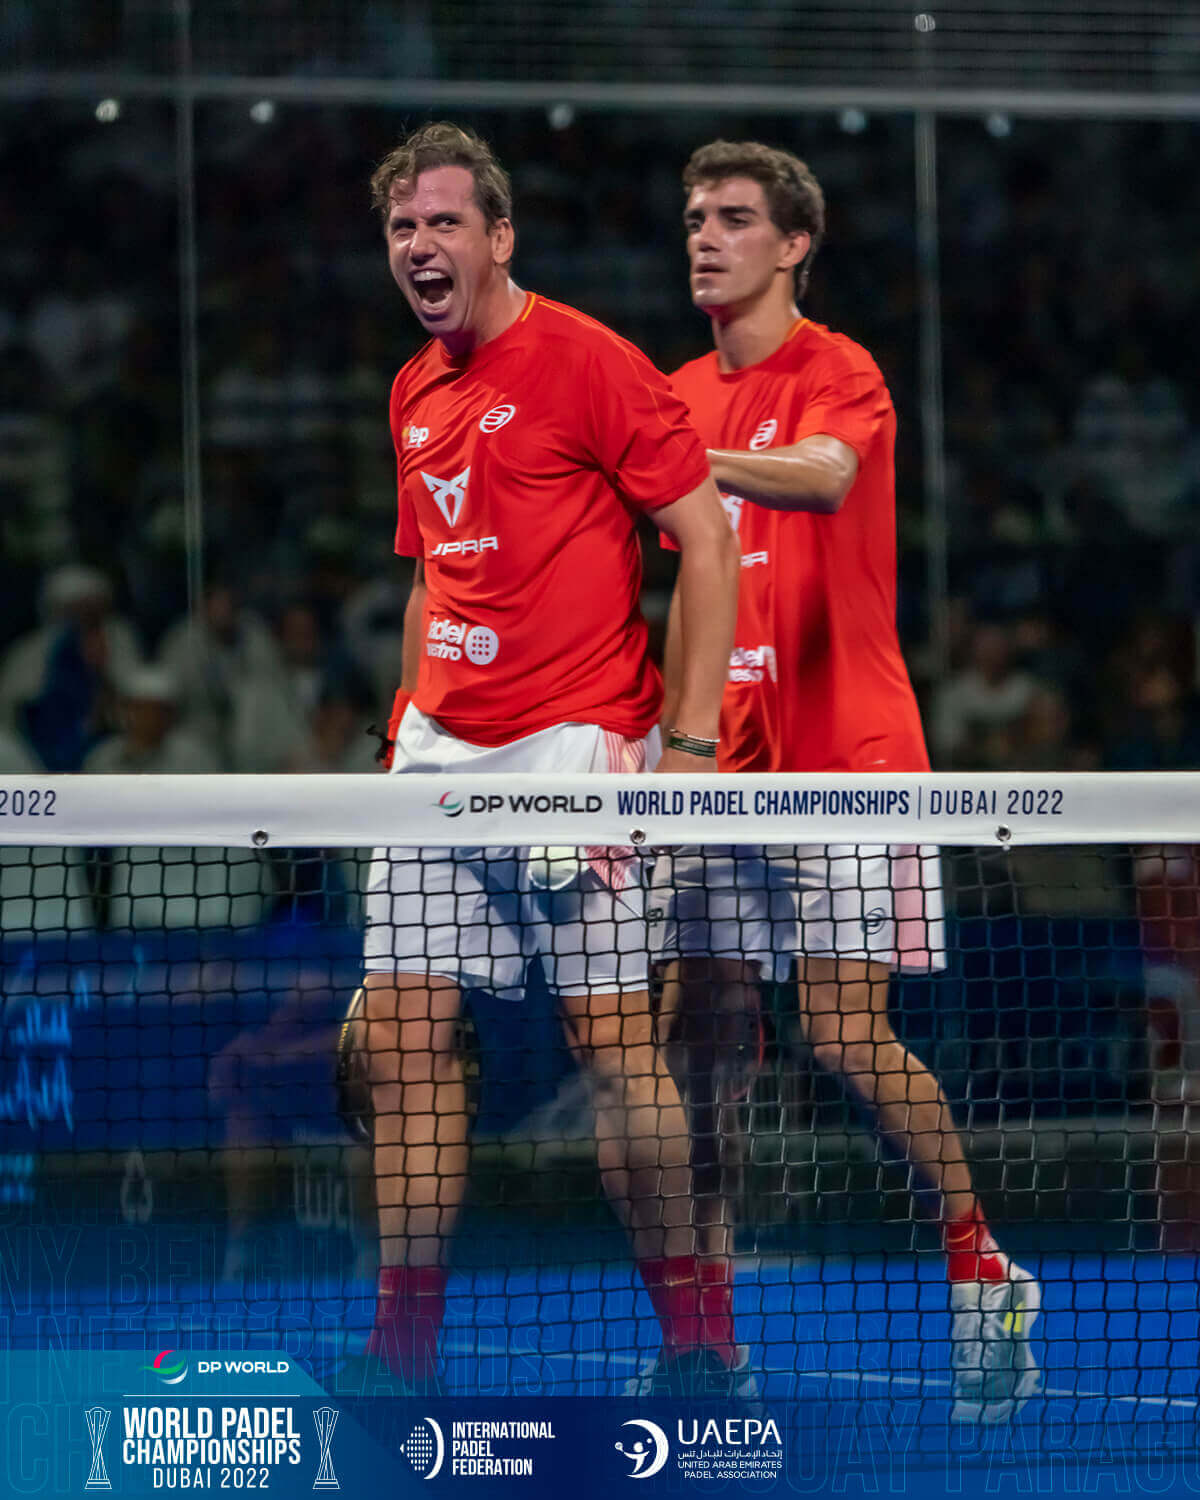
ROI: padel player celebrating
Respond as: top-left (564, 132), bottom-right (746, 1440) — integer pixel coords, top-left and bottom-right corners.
top-left (355, 123), bottom-right (742, 1398)
top-left (653, 139), bottom-right (1042, 1424)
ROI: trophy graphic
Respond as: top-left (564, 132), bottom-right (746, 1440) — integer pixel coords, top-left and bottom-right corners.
top-left (312, 1406), bottom-right (340, 1491)
top-left (84, 1407), bottom-right (112, 1490)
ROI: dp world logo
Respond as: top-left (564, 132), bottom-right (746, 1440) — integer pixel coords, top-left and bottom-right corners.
top-left (402, 1417), bottom-right (445, 1478)
top-left (144, 1350), bottom-right (188, 1385)
top-left (615, 1419), bottom-right (669, 1479)
top-left (435, 791), bottom-right (463, 818)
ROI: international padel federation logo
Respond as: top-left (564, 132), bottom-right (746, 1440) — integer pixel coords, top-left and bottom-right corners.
top-left (144, 1349), bottom-right (188, 1385)
top-left (615, 1419), bottom-right (669, 1479)
top-left (436, 792), bottom-right (463, 818)
top-left (403, 1417), bottom-right (446, 1478)
top-left (479, 403), bottom-right (516, 433)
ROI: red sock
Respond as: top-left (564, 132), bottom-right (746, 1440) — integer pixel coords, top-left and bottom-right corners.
top-left (638, 1256), bottom-right (735, 1366)
top-left (366, 1265), bottom-right (447, 1380)
top-left (944, 1204), bottom-right (1009, 1283)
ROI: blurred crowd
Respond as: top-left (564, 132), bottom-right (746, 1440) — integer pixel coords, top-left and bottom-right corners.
top-left (1, 104), bottom-right (1199, 778)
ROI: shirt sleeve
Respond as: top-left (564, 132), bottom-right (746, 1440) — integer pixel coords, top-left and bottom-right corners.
top-left (790, 344), bottom-right (892, 460)
top-left (389, 374), bottom-right (423, 558)
top-left (584, 337), bottom-right (711, 512)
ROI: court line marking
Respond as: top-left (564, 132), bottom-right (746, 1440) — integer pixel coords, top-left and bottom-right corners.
top-left (441, 1340), bottom-right (1197, 1409)
top-left (791, 1369), bottom-right (1198, 1409)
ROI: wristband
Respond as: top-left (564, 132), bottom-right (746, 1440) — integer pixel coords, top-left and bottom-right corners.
top-left (667, 730), bottom-right (719, 758)
top-left (368, 688), bottom-right (413, 769)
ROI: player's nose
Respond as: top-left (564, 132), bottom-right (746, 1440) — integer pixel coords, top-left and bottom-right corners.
top-left (408, 223), bottom-right (435, 259)
top-left (693, 217), bottom-right (721, 250)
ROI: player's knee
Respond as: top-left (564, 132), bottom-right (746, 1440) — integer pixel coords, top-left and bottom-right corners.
top-left (583, 1041), bottom-right (659, 1108)
top-left (397, 1020), bottom-right (463, 1081)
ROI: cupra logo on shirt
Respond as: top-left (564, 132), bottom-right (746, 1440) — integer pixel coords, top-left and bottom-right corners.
top-left (421, 467), bottom-right (471, 527)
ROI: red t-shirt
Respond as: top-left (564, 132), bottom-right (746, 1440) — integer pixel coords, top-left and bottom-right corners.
top-left (392, 293), bottom-right (709, 746)
top-left (670, 318), bottom-right (929, 773)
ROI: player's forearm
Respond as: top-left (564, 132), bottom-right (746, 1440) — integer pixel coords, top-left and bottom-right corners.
top-left (660, 586), bottom-right (684, 732)
top-left (708, 441), bottom-right (854, 513)
top-left (400, 566), bottom-right (427, 692)
top-left (668, 532), bottom-right (739, 740)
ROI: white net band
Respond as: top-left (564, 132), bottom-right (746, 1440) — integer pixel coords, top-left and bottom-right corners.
top-left (0, 771), bottom-right (1195, 849)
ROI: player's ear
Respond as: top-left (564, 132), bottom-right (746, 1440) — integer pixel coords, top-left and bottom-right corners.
top-left (779, 230), bottom-right (811, 272)
top-left (490, 217), bottom-right (515, 267)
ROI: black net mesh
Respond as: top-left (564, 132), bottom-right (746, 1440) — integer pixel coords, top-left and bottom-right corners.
top-left (3, 830), bottom-right (1199, 1428)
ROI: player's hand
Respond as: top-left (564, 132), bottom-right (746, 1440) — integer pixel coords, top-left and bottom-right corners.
top-left (654, 745), bottom-right (718, 775)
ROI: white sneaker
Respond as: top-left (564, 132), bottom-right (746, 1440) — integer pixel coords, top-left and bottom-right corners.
top-left (622, 1343), bottom-right (761, 1402)
top-left (949, 1263), bottom-right (1043, 1424)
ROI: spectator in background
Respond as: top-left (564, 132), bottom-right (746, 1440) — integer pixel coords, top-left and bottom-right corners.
top-left (0, 343), bottom-right (72, 639)
top-left (157, 583), bottom-right (282, 767)
top-left (0, 564), bottom-right (143, 771)
top-left (1066, 369), bottom-right (1200, 541)
top-left (1105, 660), bottom-right (1200, 772)
top-left (26, 246), bottom-right (136, 406)
top-left (229, 602), bottom-right (329, 772)
top-left (340, 572), bottom-right (408, 715)
top-left (0, 725), bottom-right (42, 773)
top-left (81, 667), bottom-right (219, 775)
top-left (1013, 684), bottom-right (1099, 772)
top-left (285, 680), bottom-right (380, 775)
top-left (931, 620), bottom-right (1042, 768)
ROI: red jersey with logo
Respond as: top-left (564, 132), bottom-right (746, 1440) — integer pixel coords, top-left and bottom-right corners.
top-left (670, 319), bottom-right (929, 773)
top-left (392, 293), bottom-right (709, 746)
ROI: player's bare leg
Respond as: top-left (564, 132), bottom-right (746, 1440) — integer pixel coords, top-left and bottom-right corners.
top-left (358, 972), bottom-right (468, 1388)
top-left (795, 954), bottom-right (1041, 1421)
top-left (795, 956), bottom-right (975, 1214)
top-left (560, 984), bottom-right (740, 1392)
top-left (559, 985), bottom-right (694, 1259)
top-left (657, 957), bottom-right (762, 1261)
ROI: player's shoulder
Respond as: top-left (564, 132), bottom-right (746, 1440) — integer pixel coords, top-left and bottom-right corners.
top-left (668, 348), bottom-right (720, 390)
top-left (390, 338), bottom-right (442, 410)
top-left (529, 295), bottom-right (659, 374)
top-left (792, 319), bottom-right (885, 381)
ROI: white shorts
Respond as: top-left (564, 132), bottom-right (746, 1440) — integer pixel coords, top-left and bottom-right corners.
top-left (363, 707), bottom-right (656, 1001)
top-left (649, 844), bottom-right (946, 981)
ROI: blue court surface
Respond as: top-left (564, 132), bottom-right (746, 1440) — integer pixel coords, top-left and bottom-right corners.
top-left (6, 1247), bottom-right (1200, 1492)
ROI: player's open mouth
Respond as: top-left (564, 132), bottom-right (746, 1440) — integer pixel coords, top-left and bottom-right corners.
top-left (412, 270), bottom-right (454, 311)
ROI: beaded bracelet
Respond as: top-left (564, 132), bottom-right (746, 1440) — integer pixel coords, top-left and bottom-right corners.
top-left (667, 730), bottom-right (719, 758)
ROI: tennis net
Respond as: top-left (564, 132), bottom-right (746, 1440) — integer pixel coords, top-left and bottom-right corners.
top-left (1, 769), bottom-right (1198, 1424)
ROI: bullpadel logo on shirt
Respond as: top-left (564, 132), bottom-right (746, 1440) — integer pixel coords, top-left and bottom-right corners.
top-left (479, 403), bottom-right (516, 432)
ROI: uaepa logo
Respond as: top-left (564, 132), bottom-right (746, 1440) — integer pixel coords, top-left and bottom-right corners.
top-left (615, 1419), bottom-right (669, 1479)
top-left (402, 1417), bottom-right (446, 1478)
top-left (144, 1350), bottom-right (188, 1385)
